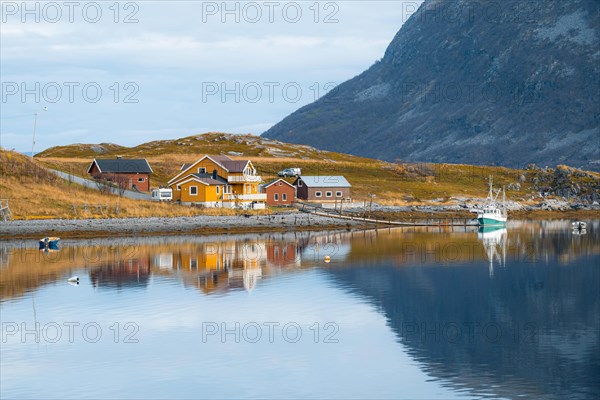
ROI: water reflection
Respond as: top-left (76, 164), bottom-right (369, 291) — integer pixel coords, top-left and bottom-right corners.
top-left (90, 258), bottom-right (151, 290)
top-left (478, 226), bottom-right (506, 276)
top-left (1, 220), bottom-right (598, 399)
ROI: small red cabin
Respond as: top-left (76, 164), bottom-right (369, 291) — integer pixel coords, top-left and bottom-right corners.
top-left (87, 158), bottom-right (153, 192)
top-left (261, 179), bottom-right (296, 206)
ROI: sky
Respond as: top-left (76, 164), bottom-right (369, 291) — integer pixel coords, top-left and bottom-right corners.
top-left (0, 1), bottom-right (423, 153)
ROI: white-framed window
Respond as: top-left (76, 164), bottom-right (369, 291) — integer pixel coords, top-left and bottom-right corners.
top-left (224, 185), bottom-right (232, 194)
top-left (326, 191), bottom-right (332, 197)
top-left (315, 191), bottom-right (322, 197)
top-left (278, 182), bottom-right (283, 186)
top-left (282, 193), bottom-right (287, 201)
top-left (298, 180), bottom-right (303, 187)
top-left (198, 167), bottom-right (206, 174)
top-left (190, 186), bottom-right (198, 195)
top-left (138, 177), bottom-right (145, 182)
top-left (336, 191), bottom-right (343, 197)
top-left (191, 259), bottom-right (198, 269)
top-left (274, 193), bottom-right (279, 201)
top-left (216, 186), bottom-right (220, 194)
top-left (176, 185), bottom-right (181, 191)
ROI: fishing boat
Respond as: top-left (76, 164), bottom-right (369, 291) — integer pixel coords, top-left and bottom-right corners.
top-left (39, 237), bottom-right (60, 250)
top-left (471, 177), bottom-right (507, 227)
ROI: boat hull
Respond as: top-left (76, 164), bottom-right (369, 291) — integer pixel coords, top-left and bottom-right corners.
top-left (477, 217), bottom-right (507, 226)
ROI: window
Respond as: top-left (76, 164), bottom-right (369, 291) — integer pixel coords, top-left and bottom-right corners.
top-left (190, 259), bottom-right (198, 269)
top-left (282, 193), bottom-right (287, 201)
top-left (336, 191), bottom-right (343, 197)
top-left (298, 180), bottom-right (303, 187)
top-left (198, 167), bottom-right (206, 174)
top-left (224, 185), bottom-right (232, 194)
top-left (176, 185), bottom-right (181, 191)
top-left (216, 186), bottom-right (220, 194)
top-left (315, 191), bottom-right (322, 197)
top-left (274, 193), bottom-right (279, 201)
top-left (190, 186), bottom-right (198, 195)
top-left (278, 182), bottom-right (283, 186)
top-left (138, 177), bottom-right (145, 182)
top-left (326, 191), bottom-right (332, 197)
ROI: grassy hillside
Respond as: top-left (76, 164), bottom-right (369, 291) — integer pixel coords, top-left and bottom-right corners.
top-left (36, 142), bottom-right (126, 158)
top-left (36, 132), bottom-right (551, 205)
top-left (0, 150), bottom-right (242, 220)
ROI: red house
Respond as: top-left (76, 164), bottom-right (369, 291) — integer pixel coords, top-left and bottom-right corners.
top-left (261, 179), bottom-right (296, 206)
top-left (87, 157), bottom-right (153, 192)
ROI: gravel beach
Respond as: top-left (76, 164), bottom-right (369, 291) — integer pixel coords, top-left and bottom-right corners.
top-left (0, 212), bottom-right (364, 239)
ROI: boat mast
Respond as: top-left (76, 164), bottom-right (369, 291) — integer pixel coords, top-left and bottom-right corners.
top-left (488, 175), bottom-right (494, 205)
top-left (502, 186), bottom-right (506, 216)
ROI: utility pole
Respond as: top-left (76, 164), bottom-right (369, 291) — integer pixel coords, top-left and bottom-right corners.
top-left (30, 112), bottom-right (38, 158)
top-left (30, 107), bottom-right (47, 158)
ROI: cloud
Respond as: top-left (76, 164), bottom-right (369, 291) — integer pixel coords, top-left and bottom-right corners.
top-left (0, 1), bottom-right (423, 151)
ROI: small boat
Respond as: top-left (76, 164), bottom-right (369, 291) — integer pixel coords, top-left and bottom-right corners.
top-left (39, 237), bottom-right (60, 250)
top-left (471, 176), bottom-right (507, 227)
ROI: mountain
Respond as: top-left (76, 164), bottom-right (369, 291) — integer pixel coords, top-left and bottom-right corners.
top-left (263, 0), bottom-right (600, 171)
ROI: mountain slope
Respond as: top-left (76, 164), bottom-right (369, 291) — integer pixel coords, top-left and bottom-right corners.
top-left (263, 0), bottom-right (600, 171)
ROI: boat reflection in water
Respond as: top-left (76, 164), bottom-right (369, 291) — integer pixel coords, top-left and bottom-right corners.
top-left (477, 225), bottom-right (507, 276)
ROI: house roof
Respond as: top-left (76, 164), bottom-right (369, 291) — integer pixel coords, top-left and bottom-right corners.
top-left (88, 158), bottom-right (153, 174)
top-left (221, 160), bottom-right (249, 173)
top-left (191, 173), bottom-right (228, 185)
top-left (296, 176), bottom-right (351, 188)
top-left (262, 178), bottom-right (295, 189)
top-left (169, 155), bottom-right (253, 185)
top-left (212, 155), bottom-right (251, 173)
top-left (177, 175), bottom-right (227, 187)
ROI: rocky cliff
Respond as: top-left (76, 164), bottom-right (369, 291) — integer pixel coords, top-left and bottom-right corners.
top-left (263, 0), bottom-right (600, 171)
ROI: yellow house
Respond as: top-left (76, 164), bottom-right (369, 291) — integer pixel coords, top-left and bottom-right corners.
top-left (168, 155), bottom-right (266, 209)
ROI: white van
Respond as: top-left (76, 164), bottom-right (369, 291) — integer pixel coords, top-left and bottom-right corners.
top-left (151, 188), bottom-right (173, 201)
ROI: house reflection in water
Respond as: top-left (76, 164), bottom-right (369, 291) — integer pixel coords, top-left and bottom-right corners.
top-left (163, 237), bottom-right (309, 294)
top-left (90, 256), bottom-right (151, 289)
top-left (266, 242), bottom-right (300, 268)
top-left (167, 240), bottom-right (268, 294)
top-left (83, 232), bottom-right (347, 295)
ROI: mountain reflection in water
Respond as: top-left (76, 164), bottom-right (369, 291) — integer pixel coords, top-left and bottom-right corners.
top-left (0, 220), bottom-right (598, 399)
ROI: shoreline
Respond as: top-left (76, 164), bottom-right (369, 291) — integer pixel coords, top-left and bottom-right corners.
top-left (1, 209), bottom-right (598, 240)
top-left (0, 213), bottom-right (364, 240)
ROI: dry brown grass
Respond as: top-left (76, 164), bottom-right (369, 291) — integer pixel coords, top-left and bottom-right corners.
top-left (37, 143), bottom-right (536, 204)
top-left (0, 150), bottom-right (268, 220)
top-left (30, 132), bottom-right (598, 209)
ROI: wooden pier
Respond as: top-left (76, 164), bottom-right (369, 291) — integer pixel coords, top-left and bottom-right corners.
top-left (297, 203), bottom-right (479, 228)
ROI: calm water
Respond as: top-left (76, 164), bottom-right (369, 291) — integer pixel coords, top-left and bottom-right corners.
top-left (1, 220), bottom-right (598, 399)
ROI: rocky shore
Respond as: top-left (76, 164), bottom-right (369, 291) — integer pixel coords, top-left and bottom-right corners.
top-left (0, 213), bottom-right (362, 239)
